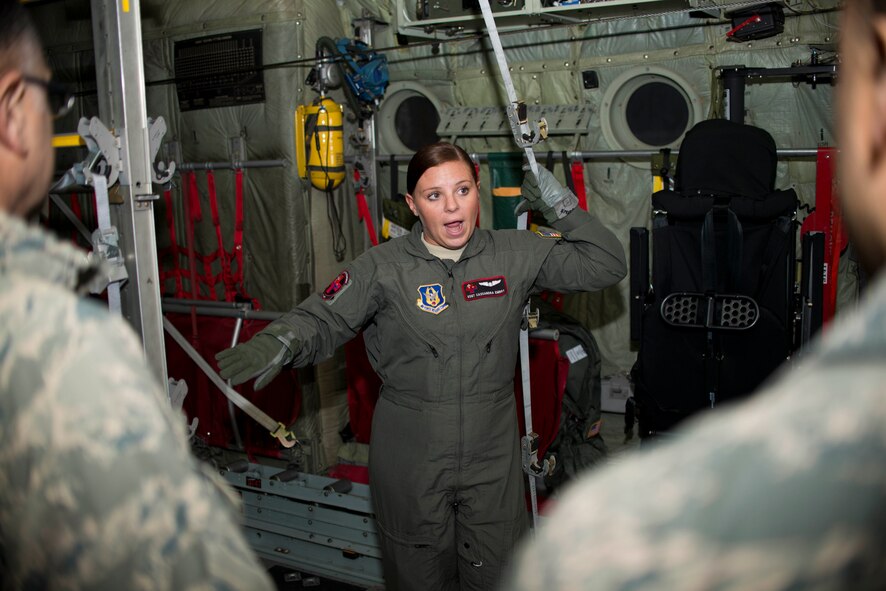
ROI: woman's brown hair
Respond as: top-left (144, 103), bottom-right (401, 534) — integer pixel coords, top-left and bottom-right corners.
top-left (406, 142), bottom-right (478, 195)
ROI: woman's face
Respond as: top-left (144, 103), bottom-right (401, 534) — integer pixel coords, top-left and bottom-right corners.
top-left (406, 160), bottom-right (480, 250)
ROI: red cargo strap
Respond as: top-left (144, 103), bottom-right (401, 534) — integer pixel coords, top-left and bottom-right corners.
top-left (570, 159), bottom-right (588, 211)
top-left (354, 168), bottom-right (379, 247)
top-left (159, 168), bottom-right (258, 308)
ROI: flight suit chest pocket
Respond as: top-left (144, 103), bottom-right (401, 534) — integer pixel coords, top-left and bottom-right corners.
top-left (381, 304), bottom-right (445, 405)
top-left (477, 325), bottom-right (520, 395)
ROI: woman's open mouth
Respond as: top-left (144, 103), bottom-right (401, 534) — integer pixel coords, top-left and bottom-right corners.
top-left (444, 220), bottom-right (464, 236)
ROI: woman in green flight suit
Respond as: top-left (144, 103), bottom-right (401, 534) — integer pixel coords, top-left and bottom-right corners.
top-left (216, 142), bottom-right (626, 590)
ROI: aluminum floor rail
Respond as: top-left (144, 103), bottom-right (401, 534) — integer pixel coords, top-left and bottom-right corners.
top-left (220, 460), bottom-right (383, 588)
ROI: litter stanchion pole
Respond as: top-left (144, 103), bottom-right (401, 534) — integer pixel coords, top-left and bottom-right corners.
top-left (477, 0), bottom-right (548, 531)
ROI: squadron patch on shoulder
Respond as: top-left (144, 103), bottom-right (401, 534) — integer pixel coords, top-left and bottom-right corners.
top-left (535, 229), bottom-right (562, 239)
top-left (462, 276), bottom-right (508, 301)
top-left (321, 270), bottom-right (351, 303)
top-left (416, 283), bottom-right (449, 315)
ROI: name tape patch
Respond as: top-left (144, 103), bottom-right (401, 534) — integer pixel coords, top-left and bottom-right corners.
top-left (462, 276), bottom-right (508, 301)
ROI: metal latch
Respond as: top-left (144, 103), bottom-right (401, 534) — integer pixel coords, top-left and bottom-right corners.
top-left (521, 432), bottom-right (556, 477)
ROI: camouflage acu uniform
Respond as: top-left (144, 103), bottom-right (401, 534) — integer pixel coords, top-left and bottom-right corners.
top-left (506, 272), bottom-right (886, 590)
top-left (0, 211), bottom-right (273, 590)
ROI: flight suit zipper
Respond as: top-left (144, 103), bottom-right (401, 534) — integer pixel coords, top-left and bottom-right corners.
top-left (448, 264), bottom-right (464, 495)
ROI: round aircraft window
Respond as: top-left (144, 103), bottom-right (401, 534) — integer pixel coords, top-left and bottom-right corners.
top-left (601, 66), bottom-right (702, 156)
top-left (395, 95), bottom-right (440, 152)
top-left (377, 82), bottom-right (445, 155)
top-left (625, 82), bottom-right (690, 146)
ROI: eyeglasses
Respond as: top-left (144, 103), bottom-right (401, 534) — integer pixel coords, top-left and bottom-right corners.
top-left (22, 76), bottom-right (76, 119)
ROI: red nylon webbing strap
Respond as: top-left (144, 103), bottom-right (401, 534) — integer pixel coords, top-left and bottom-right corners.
top-left (570, 160), bottom-right (588, 211)
top-left (206, 170), bottom-right (234, 301)
top-left (163, 188), bottom-right (185, 298)
top-left (354, 168), bottom-right (379, 247)
top-left (161, 169), bottom-right (258, 308)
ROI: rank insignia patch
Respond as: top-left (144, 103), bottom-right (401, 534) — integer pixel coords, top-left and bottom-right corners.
top-left (416, 283), bottom-right (449, 315)
top-left (462, 276), bottom-right (508, 301)
top-left (535, 229), bottom-right (562, 239)
top-left (321, 270), bottom-right (351, 303)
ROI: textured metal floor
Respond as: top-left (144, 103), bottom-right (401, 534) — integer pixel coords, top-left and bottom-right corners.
top-left (269, 564), bottom-right (368, 591)
top-left (267, 412), bottom-right (639, 590)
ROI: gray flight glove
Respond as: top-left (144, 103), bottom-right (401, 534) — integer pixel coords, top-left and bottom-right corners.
top-left (515, 166), bottom-right (579, 226)
top-left (215, 333), bottom-right (292, 391)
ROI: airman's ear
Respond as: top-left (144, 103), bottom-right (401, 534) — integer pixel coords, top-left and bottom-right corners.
top-left (0, 70), bottom-right (26, 156)
top-left (405, 192), bottom-right (418, 216)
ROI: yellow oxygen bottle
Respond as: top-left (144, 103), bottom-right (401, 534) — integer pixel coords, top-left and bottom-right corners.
top-left (295, 97), bottom-right (345, 191)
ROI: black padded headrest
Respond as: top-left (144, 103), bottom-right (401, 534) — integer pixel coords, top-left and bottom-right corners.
top-left (675, 119), bottom-right (778, 198)
top-left (652, 188), bottom-right (797, 221)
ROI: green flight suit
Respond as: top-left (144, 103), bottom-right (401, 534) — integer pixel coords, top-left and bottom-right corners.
top-left (262, 207), bottom-right (626, 590)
